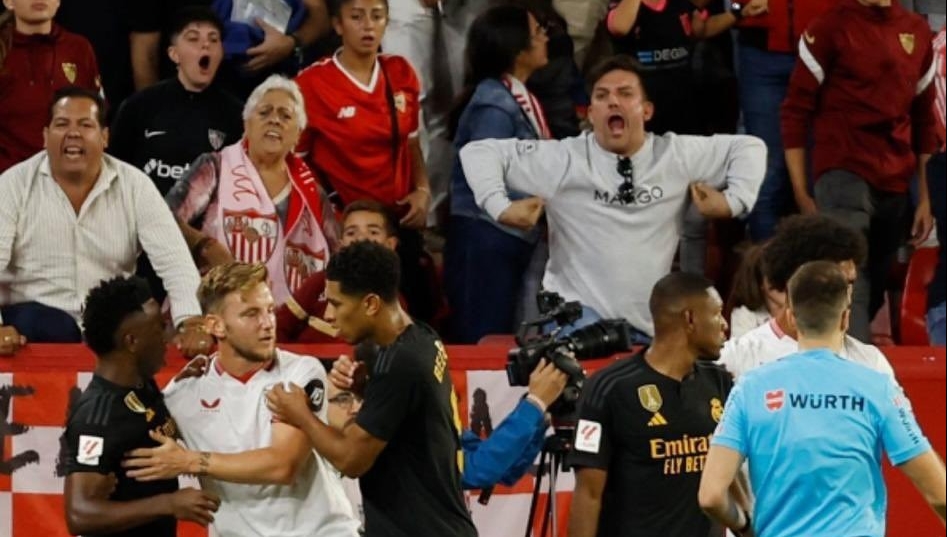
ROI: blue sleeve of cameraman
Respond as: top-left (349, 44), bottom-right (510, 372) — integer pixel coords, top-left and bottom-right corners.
top-left (461, 399), bottom-right (547, 489)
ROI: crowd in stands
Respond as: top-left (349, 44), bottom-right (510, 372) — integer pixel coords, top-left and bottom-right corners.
top-left (0, 0), bottom-right (945, 348)
top-left (2, 1), bottom-right (946, 536)
top-left (0, 0), bottom-right (944, 355)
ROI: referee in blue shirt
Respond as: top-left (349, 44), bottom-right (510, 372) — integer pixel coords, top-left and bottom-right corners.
top-left (699, 260), bottom-right (946, 536)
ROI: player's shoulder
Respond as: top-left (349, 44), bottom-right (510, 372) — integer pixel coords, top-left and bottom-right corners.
top-left (68, 380), bottom-right (128, 428)
top-left (374, 323), bottom-right (441, 376)
top-left (694, 360), bottom-right (732, 382)
top-left (275, 348), bottom-right (328, 378)
top-left (583, 352), bottom-right (649, 405)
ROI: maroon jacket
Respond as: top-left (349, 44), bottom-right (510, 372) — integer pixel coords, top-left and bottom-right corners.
top-left (0, 24), bottom-right (101, 173)
top-left (780, 0), bottom-right (938, 192)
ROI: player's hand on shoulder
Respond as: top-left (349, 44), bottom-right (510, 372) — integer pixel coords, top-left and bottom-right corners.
top-left (123, 430), bottom-right (188, 481)
top-left (265, 382), bottom-right (311, 428)
top-left (169, 487), bottom-right (220, 526)
top-left (329, 355), bottom-right (356, 389)
top-left (174, 355), bottom-right (210, 382)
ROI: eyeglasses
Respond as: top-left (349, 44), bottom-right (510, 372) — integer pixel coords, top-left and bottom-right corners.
top-left (617, 156), bottom-right (635, 203)
top-left (329, 392), bottom-right (361, 409)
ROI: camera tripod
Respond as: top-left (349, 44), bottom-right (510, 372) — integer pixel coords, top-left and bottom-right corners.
top-left (523, 428), bottom-right (573, 537)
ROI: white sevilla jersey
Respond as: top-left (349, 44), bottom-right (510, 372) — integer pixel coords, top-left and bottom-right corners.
top-left (164, 349), bottom-right (359, 537)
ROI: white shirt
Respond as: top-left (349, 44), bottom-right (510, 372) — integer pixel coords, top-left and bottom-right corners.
top-left (0, 151), bottom-right (201, 325)
top-left (460, 131), bottom-right (766, 335)
top-left (729, 305), bottom-right (771, 339)
top-left (164, 349), bottom-right (359, 537)
top-left (718, 319), bottom-right (897, 380)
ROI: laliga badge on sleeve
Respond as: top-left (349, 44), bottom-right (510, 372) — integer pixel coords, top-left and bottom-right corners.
top-left (77, 435), bottom-right (104, 466)
top-left (575, 419), bottom-right (602, 453)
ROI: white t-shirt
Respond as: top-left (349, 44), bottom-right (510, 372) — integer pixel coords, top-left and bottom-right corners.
top-left (164, 349), bottom-right (360, 537)
top-left (460, 131), bottom-right (766, 335)
top-left (729, 305), bottom-right (771, 339)
top-left (718, 319), bottom-right (897, 380)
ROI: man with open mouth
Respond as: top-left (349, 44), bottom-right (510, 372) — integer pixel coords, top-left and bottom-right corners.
top-left (459, 54), bottom-right (767, 345)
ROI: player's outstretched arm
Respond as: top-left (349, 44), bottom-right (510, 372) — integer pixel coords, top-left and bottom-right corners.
top-left (124, 428), bottom-right (314, 486)
top-left (65, 473), bottom-right (219, 535)
top-left (899, 450), bottom-right (947, 524)
top-left (266, 382), bottom-right (387, 477)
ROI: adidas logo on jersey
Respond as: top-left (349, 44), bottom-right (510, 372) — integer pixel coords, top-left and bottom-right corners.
top-left (337, 106), bottom-right (356, 119)
top-left (647, 412), bottom-right (668, 427)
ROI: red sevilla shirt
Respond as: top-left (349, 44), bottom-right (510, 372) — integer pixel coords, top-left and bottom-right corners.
top-left (296, 53), bottom-right (421, 207)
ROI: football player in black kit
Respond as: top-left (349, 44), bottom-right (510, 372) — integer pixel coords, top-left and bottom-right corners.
top-left (61, 276), bottom-right (219, 536)
top-left (568, 271), bottom-right (749, 537)
top-left (265, 241), bottom-right (478, 537)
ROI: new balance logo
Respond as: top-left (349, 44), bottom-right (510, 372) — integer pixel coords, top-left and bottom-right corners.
top-left (647, 412), bottom-right (668, 427)
top-left (337, 106), bottom-right (356, 119)
top-left (144, 129), bottom-right (166, 139)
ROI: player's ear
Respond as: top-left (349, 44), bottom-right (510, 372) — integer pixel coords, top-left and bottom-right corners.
top-left (363, 293), bottom-right (382, 316)
top-left (683, 309), bottom-right (695, 333)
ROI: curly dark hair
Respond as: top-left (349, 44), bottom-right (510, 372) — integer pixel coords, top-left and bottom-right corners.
top-left (82, 276), bottom-right (153, 356)
top-left (326, 241), bottom-right (400, 303)
top-left (762, 214), bottom-right (867, 292)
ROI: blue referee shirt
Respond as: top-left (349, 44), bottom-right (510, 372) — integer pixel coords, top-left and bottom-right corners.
top-left (712, 348), bottom-right (931, 537)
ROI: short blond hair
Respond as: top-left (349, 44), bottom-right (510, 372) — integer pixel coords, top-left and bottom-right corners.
top-left (198, 262), bottom-right (269, 314)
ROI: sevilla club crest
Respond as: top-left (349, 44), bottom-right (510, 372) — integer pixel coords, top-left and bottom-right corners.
top-left (284, 242), bottom-right (327, 292)
top-left (223, 209), bottom-right (279, 264)
top-left (208, 129), bottom-right (226, 151)
top-left (61, 62), bottom-right (77, 83)
top-left (899, 33), bottom-right (915, 54)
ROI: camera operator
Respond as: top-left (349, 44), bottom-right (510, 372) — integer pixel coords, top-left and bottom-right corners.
top-left (462, 358), bottom-right (567, 490)
top-left (459, 54), bottom-right (766, 341)
top-left (568, 272), bottom-right (746, 537)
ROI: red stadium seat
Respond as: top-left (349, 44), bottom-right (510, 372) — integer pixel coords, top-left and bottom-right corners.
top-left (899, 247), bottom-right (939, 345)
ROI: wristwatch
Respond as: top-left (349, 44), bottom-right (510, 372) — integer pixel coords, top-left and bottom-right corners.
top-left (729, 1), bottom-right (744, 18)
